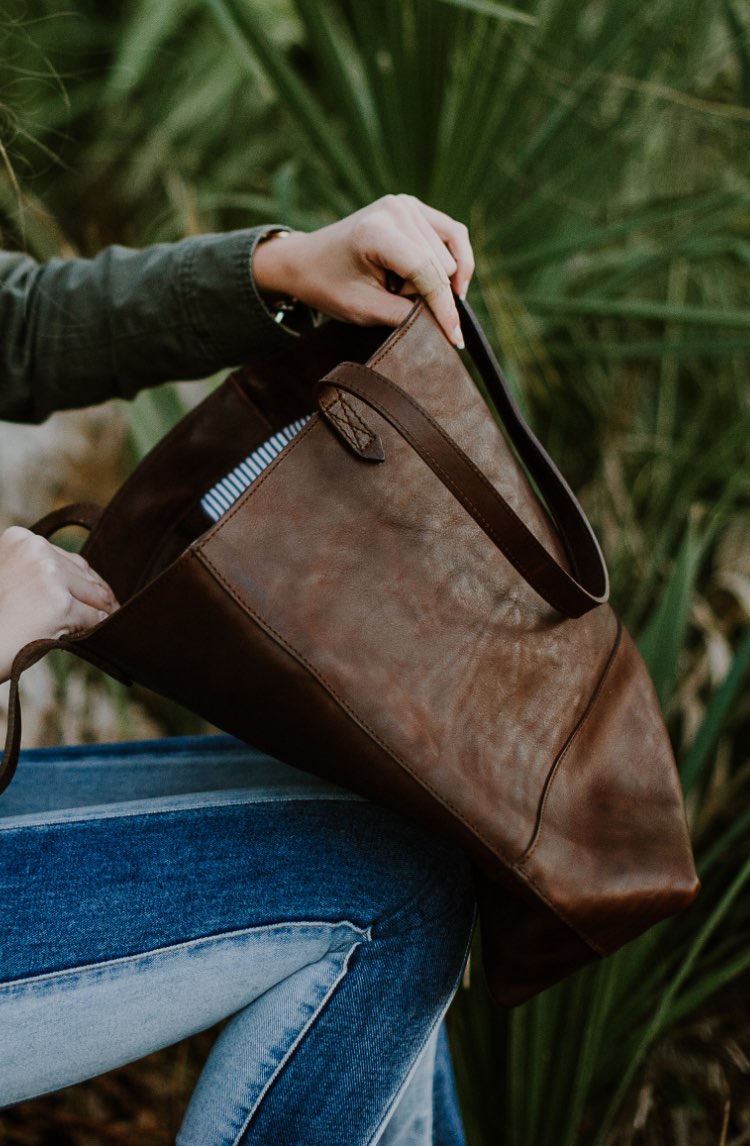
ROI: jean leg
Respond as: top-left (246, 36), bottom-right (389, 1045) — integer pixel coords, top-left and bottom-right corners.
top-left (374, 1021), bottom-right (466, 1146)
top-left (433, 1023), bottom-right (467, 1146)
top-left (373, 1027), bottom-right (439, 1146)
top-left (178, 827), bottom-right (475, 1146)
top-left (0, 737), bottom-right (475, 1146)
top-left (0, 920), bottom-right (369, 1109)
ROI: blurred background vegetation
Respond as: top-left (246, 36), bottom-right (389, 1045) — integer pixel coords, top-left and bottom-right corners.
top-left (1, 0), bottom-right (750, 1143)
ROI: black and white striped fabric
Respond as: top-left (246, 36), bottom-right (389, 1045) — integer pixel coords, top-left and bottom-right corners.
top-left (201, 413), bottom-right (313, 523)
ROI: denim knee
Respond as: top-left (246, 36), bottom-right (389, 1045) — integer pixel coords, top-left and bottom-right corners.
top-left (372, 832), bottom-right (476, 972)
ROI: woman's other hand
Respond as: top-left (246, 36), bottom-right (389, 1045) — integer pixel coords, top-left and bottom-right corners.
top-left (0, 527), bottom-right (119, 684)
top-left (252, 194), bottom-right (475, 348)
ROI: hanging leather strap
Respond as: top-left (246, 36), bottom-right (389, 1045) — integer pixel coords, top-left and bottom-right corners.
top-left (0, 634), bottom-right (132, 796)
top-left (1, 638), bottom-right (73, 795)
top-left (459, 298), bottom-right (606, 597)
top-left (318, 301), bottom-right (608, 619)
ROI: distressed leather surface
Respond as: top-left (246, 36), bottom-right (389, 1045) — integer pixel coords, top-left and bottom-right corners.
top-left (5, 298), bottom-right (699, 1005)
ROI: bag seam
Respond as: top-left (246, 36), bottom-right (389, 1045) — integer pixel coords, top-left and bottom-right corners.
top-left (194, 418), bottom-right (318, 542)
top-left (369, 300), bottom-right (423, 365)
top-left (198, 546), bottom-right (493, 846)
top-left (515, 618), bottom-right (623, 869)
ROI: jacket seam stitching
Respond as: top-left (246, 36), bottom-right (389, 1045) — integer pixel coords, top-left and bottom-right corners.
top-left (180, 238), bottom-right (227, 361)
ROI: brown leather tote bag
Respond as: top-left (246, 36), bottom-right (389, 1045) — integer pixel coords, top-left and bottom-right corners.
top-left (0, 298), bottom-right (699, 1006)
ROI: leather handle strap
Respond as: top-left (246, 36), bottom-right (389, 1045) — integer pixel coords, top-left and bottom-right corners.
top-left (457, 298), bottom-right (607, 598)
top-left (318, 323), bottom-right (608, 618)
top-left (32, 501), bottom-right (103, 540)
top-left (0, 636), bottom-right (132, 796)
top-left (1, 638), bottom-right (72, 795)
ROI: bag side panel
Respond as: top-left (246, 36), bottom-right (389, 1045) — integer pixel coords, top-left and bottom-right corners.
top-left (516, 625), bottom-right (699, 952)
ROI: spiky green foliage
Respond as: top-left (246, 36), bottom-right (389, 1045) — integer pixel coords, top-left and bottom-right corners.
top-left (3, 2), bottom-right (750, 1141)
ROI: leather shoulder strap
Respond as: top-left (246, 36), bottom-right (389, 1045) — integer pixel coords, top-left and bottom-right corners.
top-left (318, 310), bottom-right (608, 618)
top-left (458, 298), bottom-right (607, 599)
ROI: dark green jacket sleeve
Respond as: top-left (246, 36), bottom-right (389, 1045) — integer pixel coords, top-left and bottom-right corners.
top-left (0, 225), bottom-right (297, 424)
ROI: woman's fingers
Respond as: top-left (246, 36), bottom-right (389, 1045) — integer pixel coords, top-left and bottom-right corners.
top-left (358, 285), bottom-right (416, 328)
top-left (370, 196), bottom-right (468, 344)
top-left (404, 260), bottom-right (463, 349)
top-left (0, 528), bottom-right (116, 681)
top-left (65, 568), bottom-right (119, 614)
top-left (55, 596), bottom-right (112, 638)
top-left (409, 198), bottom-right (475, 300)
top-left (396, 197), bottom-right (459, 282)
top-left (367, 225), bottom-right (464, 347)
top-left (62, 550), bottom-right (119, 608)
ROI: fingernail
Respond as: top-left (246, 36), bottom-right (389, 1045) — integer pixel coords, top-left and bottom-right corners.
top-left (453, 325), bottom-right (465, 350)
top-left (459, 284), bottom-right (467, 300)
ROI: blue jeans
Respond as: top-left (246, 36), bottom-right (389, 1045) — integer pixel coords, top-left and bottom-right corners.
top-left (0, 735), bottom-right (475, 1144)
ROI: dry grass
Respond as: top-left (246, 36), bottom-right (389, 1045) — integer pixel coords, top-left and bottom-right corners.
top-left (604, 979), bottom-right (750, 1146)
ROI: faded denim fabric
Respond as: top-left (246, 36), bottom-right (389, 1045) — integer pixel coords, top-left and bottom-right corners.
top-left (0, 735), bottom-right (474, 1145)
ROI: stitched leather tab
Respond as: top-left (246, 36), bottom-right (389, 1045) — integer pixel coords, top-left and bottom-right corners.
top-left (318, 386), bottom-right (385, 462)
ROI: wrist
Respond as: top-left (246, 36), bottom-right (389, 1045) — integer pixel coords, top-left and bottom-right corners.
top-left (252, 229), bottom-right (309, 301)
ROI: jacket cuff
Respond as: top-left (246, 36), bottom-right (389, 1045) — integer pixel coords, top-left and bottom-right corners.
top-left (180, 225), bottom-right (303, 364)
